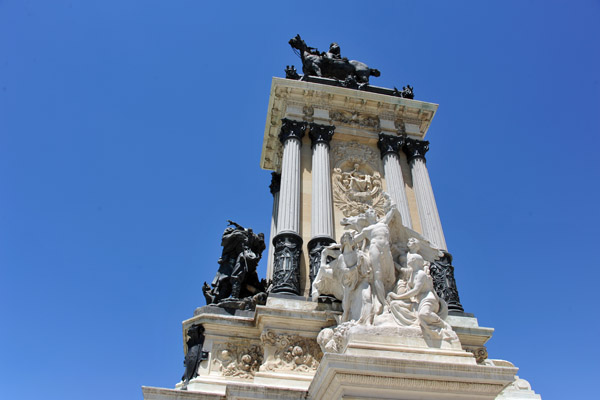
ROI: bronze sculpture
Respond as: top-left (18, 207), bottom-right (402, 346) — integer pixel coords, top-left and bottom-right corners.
top-left (288, 35), bottom-right (380, 86)
top-left (202, 221), bottom-right (266, 310)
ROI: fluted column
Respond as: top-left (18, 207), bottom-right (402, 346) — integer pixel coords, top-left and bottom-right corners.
top-left (403, 138), bottom-right (464, 313)
top-left (377, 133), bottom-right (413, 228)
top-left (266, 172), bottom-right (280, 281)
top-left (271, 119), bottom-right (306, 295)
top-left (308, 123), bottom-right (336, 287)
top-left (403, 138), bottom-right (446, 250)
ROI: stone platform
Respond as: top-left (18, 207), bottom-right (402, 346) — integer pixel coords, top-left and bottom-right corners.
top-left (142, 295), bottom-right (541, 400)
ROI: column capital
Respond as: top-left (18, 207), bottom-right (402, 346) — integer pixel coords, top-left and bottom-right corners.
top-left (308, 122), bottom-right (335, 149)
top-left (403, 137), bottom-right (430, 163)
top-left (269, 172), bottom-right (281, 195)
top-left (377, 133), bottom-right (404, 159)
top-left (279, 118), bottom-right (307, 144)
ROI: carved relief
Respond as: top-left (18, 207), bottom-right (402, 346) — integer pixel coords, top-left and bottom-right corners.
top-left (212, 342), bottom-right (263, 379)
top-left (465, 346), bottom-right (488, 364)
top-left (330, 110), bottom-right (380, 130)
top-left (332, 164), bottom-right (389, 217)
top-left (331, 141), bottom-right (380, 171)
top-left (260, 330), bottom-right (322, 373)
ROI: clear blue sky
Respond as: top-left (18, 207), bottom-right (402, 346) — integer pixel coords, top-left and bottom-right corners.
top-left (1, 1), bottom-right (598, 399)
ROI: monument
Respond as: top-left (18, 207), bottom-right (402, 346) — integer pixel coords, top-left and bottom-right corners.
top-left (142, 36), bottom-right (541, 400)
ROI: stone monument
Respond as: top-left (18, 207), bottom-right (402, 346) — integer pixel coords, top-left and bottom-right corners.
top-left (142, 37), bottom-right (541, 400)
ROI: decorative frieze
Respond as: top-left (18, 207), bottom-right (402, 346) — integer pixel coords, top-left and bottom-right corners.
top-left (329, 110), bottom-right (380, 130)
top-left (270, 232), bottom-right (303, 295)
top-left (212, 342), bottom-right (263, 379)
top-left (260, 330), bottom-right (322, 373)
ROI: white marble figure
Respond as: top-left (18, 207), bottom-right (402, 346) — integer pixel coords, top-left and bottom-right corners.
top-left (348, 206), bottom-right (399, 312)
top-left (312, 232), bottom-right (374, 324)
top-left (387, 238), bottom-right (457, 342)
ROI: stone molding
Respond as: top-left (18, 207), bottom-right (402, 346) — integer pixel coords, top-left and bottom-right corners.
top-left (270, 232), bottom-right (303, 295)
top-left (403, 137), bottom-right (430, 163)
top-left (279, 118), bottom-right (307, 144)
top-left (261, 78), bottom-right (439, 171)
top-left (308, 123), bottom-right (335, 149)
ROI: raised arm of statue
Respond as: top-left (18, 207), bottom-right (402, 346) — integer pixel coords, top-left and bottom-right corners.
top-left (382, 203), bottom-right (400, 226)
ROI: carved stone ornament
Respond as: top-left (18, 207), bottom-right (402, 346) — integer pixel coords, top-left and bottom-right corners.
top-left (429, 252), bottom-right (465, 313)
top-left (332, 164), bottom-right (389, 217)
top-left (260, 330), bottom-right (323, 373)
top-left (270, 232), bottom-right (303, 295)
top-left (279, 118), bottom-right (307, 144)
top-left (307, 237), bottom-right (336, 288)
top-left (377, 133), bottom-right (405, 158)
top-left (308, 122), bottom-right (335, 149)
top-left (330, 141), bottom-right (380, 172)
top-left (269, 172), bottom-right (281, 195)
top-left (465, 346), bottom-right (488, 364)
top-left (403, 137), bottom-right (430, 163)
top-left (212, 342), bottom-right (263, 379)
top-left (329, 110), bottom-right (380, 130)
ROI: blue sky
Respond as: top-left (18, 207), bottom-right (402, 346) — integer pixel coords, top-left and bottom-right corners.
top-left (1, 1), bottom-right (598, 399)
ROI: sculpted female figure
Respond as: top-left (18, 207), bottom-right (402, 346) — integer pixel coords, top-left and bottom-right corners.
top-left (387, 238), bottom-right (456, 341)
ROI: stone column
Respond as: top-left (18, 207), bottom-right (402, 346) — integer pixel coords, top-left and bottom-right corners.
top-left (307, 123), bottom-right (336, 287)
top-left (266, 172), bottom-right (280, 281)
top-left (404, 138), bottom-right (464, 312)
top-left (377, 133), bottom-right (413, 228)
top-left (271, 119), bottom-right (306, 295)
top-left (403, 138), bottom-right (446, 250)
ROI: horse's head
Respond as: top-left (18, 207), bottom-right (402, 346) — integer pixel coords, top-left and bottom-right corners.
top-left (289, 34), bottom-right (305, 50)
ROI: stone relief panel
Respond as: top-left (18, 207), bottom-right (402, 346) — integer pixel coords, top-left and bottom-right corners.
top-left (330, 142), bottom-right (387, 217)
top-left (330, 110), bottom-right (380, 130)
top-left (211, 342), bottom-right (263, 379)
top-left (259, 330), bottom-right (322, 373)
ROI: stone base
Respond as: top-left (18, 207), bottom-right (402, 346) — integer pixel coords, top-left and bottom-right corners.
top-left (143, 297), bottom-right (541, 400)
top-left (308, 352), bottom-right (517, 400)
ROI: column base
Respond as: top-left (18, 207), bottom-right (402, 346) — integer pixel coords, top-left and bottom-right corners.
top-left (271, 231), bottom-right (303, 295)
top-left (307, 236), bottom-right (336, 288)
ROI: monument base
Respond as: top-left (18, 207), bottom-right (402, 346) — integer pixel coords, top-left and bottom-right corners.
top-left (143, 296), bottom-right (539, 400)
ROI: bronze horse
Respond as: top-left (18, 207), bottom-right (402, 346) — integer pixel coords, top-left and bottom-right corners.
top-left (289, 34), bottom-right (380, 85)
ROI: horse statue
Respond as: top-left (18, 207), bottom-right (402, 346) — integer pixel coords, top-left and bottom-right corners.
top-left (288, 34), bottom-right (380, 86)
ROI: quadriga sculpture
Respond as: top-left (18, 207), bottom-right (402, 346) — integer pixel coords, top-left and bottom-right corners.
top-left (288, 34), bottom-right (380, 86)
